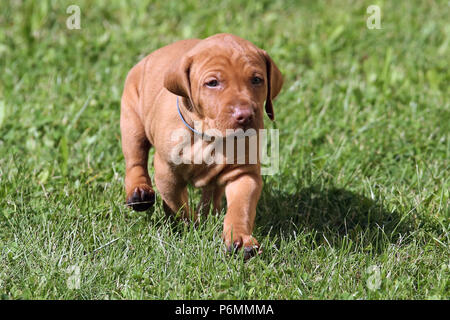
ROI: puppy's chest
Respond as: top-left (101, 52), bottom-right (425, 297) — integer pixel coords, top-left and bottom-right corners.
top-left (172, 138), bottom-right (225, 187)
top-left (172, 137), bottom-right (256, 188)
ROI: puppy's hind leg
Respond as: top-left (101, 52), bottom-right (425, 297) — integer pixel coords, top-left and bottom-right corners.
top-left (121, 100), bottom-right (155, 212)
top-left (154, 153), bottom-right (193, 222)
top-left (198, 185), bottom-right (224, 218)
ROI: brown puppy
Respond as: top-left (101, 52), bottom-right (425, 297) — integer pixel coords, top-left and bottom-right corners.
top-left (120, 33), bottom-right (283, 259)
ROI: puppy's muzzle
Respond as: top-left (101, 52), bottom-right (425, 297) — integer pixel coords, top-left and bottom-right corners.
top-left (232, 107), bottom-right (254, 128)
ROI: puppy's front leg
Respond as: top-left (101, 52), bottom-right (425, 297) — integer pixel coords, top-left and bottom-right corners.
top-left (121, 103), bottom-right (155, 212)
top-left (223, 173), bottom-right (262, 259)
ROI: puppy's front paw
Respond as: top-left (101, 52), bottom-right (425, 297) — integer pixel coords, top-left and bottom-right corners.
top-left (126, 185), bottom-right (155, 212)
top-left (225, 234), bottom-right (261, 260)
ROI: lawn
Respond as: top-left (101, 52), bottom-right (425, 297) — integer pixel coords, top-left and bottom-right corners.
top-left (0, 0), bottom-right (448, 299)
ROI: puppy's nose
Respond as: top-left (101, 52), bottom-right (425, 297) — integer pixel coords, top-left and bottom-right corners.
top-left (232, 108), bottom-right (254, 126)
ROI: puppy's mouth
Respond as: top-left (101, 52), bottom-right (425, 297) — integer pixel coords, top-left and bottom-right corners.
top-left (234, 121), bottom-right (254, 131)
top-left (204, 120), bottom-right (257, 137)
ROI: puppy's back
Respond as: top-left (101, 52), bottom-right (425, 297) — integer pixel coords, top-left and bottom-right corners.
top-left (123, 39), bottom-right (200, 119)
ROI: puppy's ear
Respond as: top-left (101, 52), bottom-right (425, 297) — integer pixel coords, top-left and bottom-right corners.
top-left (164, 55), bottom-right (194, 105)
top-left (262, 51), bottom-right (283, 121)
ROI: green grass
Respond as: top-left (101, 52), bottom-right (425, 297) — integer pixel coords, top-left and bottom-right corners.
top-left (0, 0), bottom-right (449, 299)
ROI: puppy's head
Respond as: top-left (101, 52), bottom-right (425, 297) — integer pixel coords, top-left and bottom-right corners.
top-left (164, 34), bottom-right (283, 135)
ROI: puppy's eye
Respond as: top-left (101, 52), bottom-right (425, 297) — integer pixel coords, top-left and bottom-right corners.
top-left (205, 79), bottom-right (219, 87)
top-left (251, 76), bottom-right (263, 85)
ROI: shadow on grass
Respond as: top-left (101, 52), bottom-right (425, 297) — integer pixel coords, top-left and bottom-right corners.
top-left (257, 185), bottom-right (413, 251)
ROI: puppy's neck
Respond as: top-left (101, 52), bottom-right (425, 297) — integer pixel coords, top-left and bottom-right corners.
top-left (180, 97), bottom-right (203, 122)
top-left (182, 97), bottom-right (194, 112)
